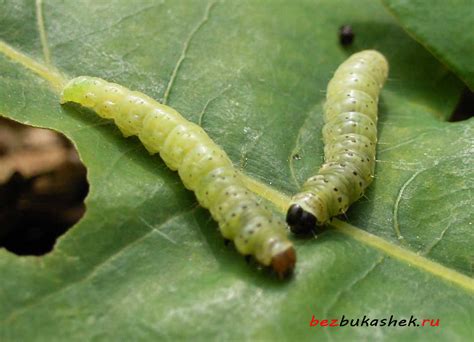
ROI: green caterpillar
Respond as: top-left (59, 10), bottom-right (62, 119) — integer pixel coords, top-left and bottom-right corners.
top-left (60, 76), bottom-right (295, 278)
top-left (287, 50), bottom-right (389, 233)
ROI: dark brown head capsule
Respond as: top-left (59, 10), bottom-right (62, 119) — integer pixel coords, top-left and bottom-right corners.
top-left (271, 246), bottom-right (296, 279)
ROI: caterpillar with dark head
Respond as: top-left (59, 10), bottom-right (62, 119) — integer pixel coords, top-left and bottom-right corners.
top-left (61, 76), bottom-right (296, 278)
top-left (287, 50), bottom-right (388, 234)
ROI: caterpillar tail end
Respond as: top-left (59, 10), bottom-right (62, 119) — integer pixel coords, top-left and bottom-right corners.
top-left (286, 204), bottom-right (317, 235)
top-left (271, 246), bottom-right (296, 279)
top-left (59, 76), bottom-right (96, 105)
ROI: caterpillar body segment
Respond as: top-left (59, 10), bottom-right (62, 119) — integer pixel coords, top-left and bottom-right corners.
top-left (61, 76), bottom-right (295, 277)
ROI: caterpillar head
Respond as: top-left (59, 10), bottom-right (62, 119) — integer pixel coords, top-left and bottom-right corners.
top-left (252, 227), bottom-right (296, 279)
top-left (271, 246), bottom-right (296, 279)
top-left (286, 204), bottom-right (318, 234)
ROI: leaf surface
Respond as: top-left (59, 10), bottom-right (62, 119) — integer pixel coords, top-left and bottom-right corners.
top-left (0, 0), bottom-right (472, 340)
top-left (382, 0), bottom-right (474, 90)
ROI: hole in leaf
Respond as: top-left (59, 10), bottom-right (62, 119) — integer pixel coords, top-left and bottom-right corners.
top-left (0, 117), bottom-right (88, 255)
top-left (450, 87), bottom-right (474, 122)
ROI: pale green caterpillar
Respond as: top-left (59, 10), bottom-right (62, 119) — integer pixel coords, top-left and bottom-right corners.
top-left (287, 50), bottom-right (389, 233)
top-left (61, 76), bottom-right (295, 277)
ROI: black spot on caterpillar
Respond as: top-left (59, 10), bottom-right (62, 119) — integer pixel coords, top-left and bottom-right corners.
top-left (339, 25), bottom-right (354, 46)
top-left (60, 76), bottom-right (296, 278)
top-left (287, 50), bottom-right (388, 234)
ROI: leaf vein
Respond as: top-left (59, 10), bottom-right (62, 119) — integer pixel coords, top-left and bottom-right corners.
top-left (162, 0), bottom-right (217, 104)
top-left (392, 169), bottom-right (424, 242)
top-left (35, 0), bottom-right (51, 65)
top-left (324, 256), bottom-right (385, 315)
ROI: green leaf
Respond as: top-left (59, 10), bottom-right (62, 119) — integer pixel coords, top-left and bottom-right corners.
top-left (0, 0), bottom-right (472, 340)
top-left (382, 0), bottom-right (474, 90)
